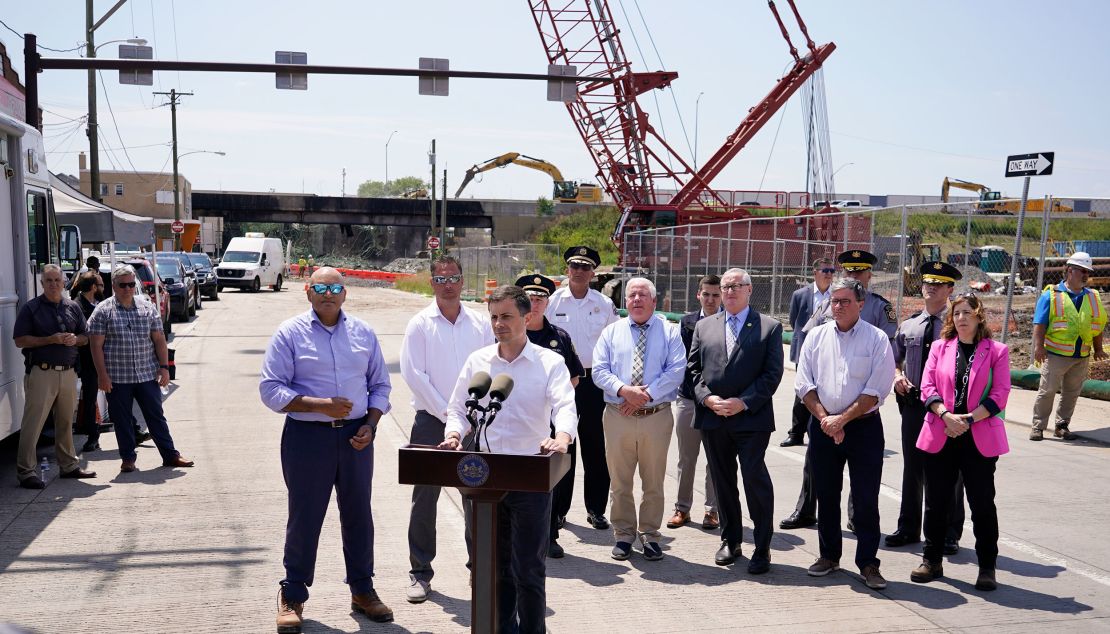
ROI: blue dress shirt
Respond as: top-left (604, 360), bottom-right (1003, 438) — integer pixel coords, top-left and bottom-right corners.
top-left (592, 314), bottom-right (687, 406)
top-left (260, 309), bottom-right (392, 421)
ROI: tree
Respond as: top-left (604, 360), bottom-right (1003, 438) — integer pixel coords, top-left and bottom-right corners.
top-left (357, 176), bottom-right (428, 198)
top-left (536, 196), bottom-right (554, 216)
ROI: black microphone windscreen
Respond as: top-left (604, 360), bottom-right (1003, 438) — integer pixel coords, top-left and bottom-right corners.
top-left (489, 374), bottom-right (515, 401)
top-left (468, 371), bottom-right (492, 398)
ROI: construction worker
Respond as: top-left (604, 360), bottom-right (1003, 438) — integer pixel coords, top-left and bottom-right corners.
top-left (297, 256), bottom-right (307, 278)
top-left (1029, 252), bottom-right (1107, 441)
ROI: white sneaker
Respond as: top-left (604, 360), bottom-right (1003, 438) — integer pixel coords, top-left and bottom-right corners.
top-left (406, 574), bottom-right (430, 603)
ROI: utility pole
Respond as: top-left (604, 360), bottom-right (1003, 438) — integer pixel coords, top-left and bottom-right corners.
top-left (341, 167), bottom-right (346, 197)
top-left (429, 139), bottom-right (436, 255)
top-left (440, 168), bottom-right (447, 250)
top-left (86, 0), bottom-right (100, 201)
top-left (154, 88), bottom-right (193, 250)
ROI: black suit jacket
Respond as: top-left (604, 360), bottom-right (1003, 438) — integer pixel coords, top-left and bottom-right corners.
top-left (678, 310), bottom-right (707, 400)
top-left (788, 285), bottom-right (818, 364)
top-left (688, 308), bottom-right (784, 432)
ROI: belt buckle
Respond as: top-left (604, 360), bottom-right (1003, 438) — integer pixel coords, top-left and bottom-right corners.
top-left (330, 420), bottom-right (345, 428)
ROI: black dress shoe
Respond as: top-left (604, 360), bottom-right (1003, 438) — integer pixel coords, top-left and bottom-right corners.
top-left (884, 532), bottom-right (921, 547)
top-left (81, 441), bottom-right (101, 453)
top-left (587, 512), bottom-right (610, 530)
top-left (714, 540), bottom-right (742, 566)
top-left (747, 550), bottom-right (771, 575)
top-left (60, 468), bottom-right (97, 479)
top-left (135, 429), bottom-right (152, 444)
top-left (943, 539), bottom-right (960, 556)
top-left (547, 540), bottom-right (565, 559)
top-left (555, 515), bottom-right (566, 529)
top-left (779, 512), bottom-right (817, 530)
top-left (846, 519), bottom-right (856, 534)
top-left (779, 436), bottom-right (804, 447)
top-left (19, 476), bottom-right (46, 490)
top-left (611, 541), bottom-right (632, 561)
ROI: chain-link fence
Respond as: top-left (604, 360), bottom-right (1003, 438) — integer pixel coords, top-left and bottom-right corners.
top-left (457, 243), bottom-right (562, 298)
top-left (622, 198), bottom-right (1110, 371)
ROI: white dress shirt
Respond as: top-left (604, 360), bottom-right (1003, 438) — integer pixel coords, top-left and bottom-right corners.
top-left (400, 301), bottom-right (494, 418)
top-left (795, 318), bottom-right (895, 415)
top-left (445, 342), bottom-right (578, 455)
top-left (545, 287), bottom-right (618, 368)
top-left (811, 282), bottom-right (831, 311)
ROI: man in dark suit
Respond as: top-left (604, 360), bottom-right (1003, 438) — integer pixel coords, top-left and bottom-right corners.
top-left (688, 268), bottom-right (784, 574)
top-left (781, 258), bottom-right (836, 447)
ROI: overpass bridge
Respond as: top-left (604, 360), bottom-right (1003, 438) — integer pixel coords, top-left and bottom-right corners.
top-left (191, 191), bottom-right (611, 243)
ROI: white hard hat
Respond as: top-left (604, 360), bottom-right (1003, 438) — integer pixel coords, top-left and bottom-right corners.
top-left (1066, 252), bottom-right (1094, 272)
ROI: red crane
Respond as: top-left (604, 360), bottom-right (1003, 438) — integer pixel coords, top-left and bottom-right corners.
top-left (528, 0), bottom-right (835, 247)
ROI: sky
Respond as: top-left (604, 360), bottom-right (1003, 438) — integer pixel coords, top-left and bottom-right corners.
top-left (4, 0), bottom-right (1109, 202)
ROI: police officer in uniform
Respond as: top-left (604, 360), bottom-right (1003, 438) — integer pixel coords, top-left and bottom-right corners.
top-left (888, 261), bottom-right (964, 554)
top-left (546, 246), bottom-right (619, 529)
top-left (517, 273), bottom-right (585, 558)
top-left (780, 249), bottom-right (898, 531)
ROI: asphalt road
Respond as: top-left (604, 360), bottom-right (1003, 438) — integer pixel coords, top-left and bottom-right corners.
top-left (1, 285), bottom-right (1108, 633)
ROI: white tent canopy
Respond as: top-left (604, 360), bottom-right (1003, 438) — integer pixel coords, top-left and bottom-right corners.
top-left (50, 173), bottom-right (155, 246)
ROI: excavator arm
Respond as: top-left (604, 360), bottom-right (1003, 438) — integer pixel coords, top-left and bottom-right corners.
top-left (941, 177), bottom-right (991, 203)
top-left (454, 152), bottom-right (572, 198)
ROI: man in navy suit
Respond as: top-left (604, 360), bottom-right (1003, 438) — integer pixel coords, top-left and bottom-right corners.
top-left (688, 268), bottom-right (784, 574)
top-left (781, 258), bottom-right (836, 447)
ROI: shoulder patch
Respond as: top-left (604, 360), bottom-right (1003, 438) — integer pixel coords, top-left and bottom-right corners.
top-left (885, 303), bottom-right (897, 323)
top-left (870, 291), bottom-right (889, 303)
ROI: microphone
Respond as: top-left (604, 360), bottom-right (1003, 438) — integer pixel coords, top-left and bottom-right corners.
top-left (465, 371), bottom-right (492, 416)
top-left (487, 374), bottom-right (515, 413)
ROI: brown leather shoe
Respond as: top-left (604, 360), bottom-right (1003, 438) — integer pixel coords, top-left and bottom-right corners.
top-left (60, 467), bottom-right (97, 479)
top-left (910, 559), bottom-right (943, 583)
top-left (351, 590), bottom-right (393, 623)
top-left (120, 460), bottom-right (137, 473)
top-left (666, 509), bottom-right (690, 528)
top-left (162, 455), bottom-right (195, 468)
top-left (702, 511), bottom-right (720, 530)
top-left (276, 588), bottom-right (303, 633)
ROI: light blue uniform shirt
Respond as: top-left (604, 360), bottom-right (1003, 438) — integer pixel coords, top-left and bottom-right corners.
top-left (592, 314), bottom-right (687, 406)
top-left (259, 309), bottom-right (392, 421)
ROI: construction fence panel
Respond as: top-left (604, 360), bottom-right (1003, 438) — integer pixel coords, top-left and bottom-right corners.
top-left (457, 243), bottom-right (562, 298)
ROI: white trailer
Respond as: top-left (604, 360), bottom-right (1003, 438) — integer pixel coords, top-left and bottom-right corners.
top-left (0, 111), bottom-right (81, 440)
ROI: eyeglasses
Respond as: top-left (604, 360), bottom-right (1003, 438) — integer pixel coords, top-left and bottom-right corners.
top-left (819, 268), bottom-right (837, 274)
top-left (568, 262), bottom-right (594, 271)
top-left (829, 298), bottom-right (857, 306)
top-left (431, 274), bottom-right (463, 284)
top-left (116, 282), bottom-right (137, 288)
top-left (310, 283), bottom-right (345, 294)
top-left (720, 283), bottom-right (751, 292)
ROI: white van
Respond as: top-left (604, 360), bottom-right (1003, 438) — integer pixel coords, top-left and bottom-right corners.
top-left (216, 233), bottom-right (285, 292)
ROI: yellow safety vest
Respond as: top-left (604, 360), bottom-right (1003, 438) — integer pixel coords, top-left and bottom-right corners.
top-left (1043, 285), bottom-right (1107, 357)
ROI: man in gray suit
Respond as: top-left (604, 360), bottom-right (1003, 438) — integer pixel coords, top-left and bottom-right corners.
top-left (688, 268), bottom-right (784, 574)
top-left (781, 258), bottom-right (836, 447)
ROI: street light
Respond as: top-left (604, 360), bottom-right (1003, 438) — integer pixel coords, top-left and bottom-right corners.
top-left (385, 130), bottom-right (398, 193)
top-left (831, 162), bottom-right (854, 179)
top-left (87, 31), bottom-right (148, 202)
top-left (179, 150), bottom-right (227, 159)
top-left (694, 92), bottom-right (705, 172)
top-left (172, 150), bottom-right (225, 250)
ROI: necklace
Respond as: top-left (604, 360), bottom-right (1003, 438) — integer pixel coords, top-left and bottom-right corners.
top-left (954, 344), bottom-right (976, 411)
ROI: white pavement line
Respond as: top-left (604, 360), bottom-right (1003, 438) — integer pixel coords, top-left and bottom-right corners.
top-left (770, 445), bottom-right (1110, 590)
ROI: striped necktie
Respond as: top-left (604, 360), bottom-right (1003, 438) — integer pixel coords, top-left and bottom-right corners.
top-left (726, 315), bottom-right (741, 357)
top-left (631, 321), bottom-right (650, 386)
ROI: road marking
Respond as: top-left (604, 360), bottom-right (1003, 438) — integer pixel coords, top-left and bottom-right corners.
top-left (769, 445), bottom-right (1110, 589)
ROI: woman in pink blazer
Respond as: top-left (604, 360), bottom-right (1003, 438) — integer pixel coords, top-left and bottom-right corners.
top-left (913, 293), bottom-right (1010, 592)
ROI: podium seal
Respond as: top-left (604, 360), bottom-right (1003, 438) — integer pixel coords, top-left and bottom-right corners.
top-left (457, 454), bottom-right (490, 487)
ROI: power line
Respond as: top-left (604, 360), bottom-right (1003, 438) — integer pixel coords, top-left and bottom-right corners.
top-left (0, 17), bottom-right (85, 53)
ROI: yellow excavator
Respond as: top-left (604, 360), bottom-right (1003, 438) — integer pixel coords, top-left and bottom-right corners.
top-left (454, 152), bottom-right (603, 203)
top-left (940, 177), bottom-right (1071, 214)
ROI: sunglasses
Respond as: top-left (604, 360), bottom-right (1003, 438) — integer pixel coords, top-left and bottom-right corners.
top-left (431, 274), bottom-right (463, 284)
top-left (309, 283), bottom-right (345, 294)
top-left (819, 268), bottom-right (837, 274)
top-left (116, 282), bottom-right (137, 288)
top-left (568, 261), bottom-right (594, 271)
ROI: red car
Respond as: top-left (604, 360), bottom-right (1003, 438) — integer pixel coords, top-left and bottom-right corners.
top-left (99, 258), bottom-right (173, 336)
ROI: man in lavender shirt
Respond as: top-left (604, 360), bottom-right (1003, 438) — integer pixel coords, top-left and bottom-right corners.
top-left (260, 267), bottom-right (393, 631)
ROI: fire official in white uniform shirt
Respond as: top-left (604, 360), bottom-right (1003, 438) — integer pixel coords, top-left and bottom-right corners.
top-left (441, 285), bottom-right (577, 634)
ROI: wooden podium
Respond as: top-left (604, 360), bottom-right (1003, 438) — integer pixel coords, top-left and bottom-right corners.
top-left (399, 444), bottom-right (571, 634)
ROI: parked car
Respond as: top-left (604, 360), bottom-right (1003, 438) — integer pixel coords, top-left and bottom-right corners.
top-left (153, 258), bottom-right (198, 322)
top-left (186, 252), bottom-right (219, 300)
top-left (99, 258), bottom-right (172, 336)
top-left (154, 252), bottom-right (203, 312)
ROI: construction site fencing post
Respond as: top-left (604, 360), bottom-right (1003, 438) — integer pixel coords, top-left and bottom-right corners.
top-left (896, 205), bottom-right (909, 327)
top-left (1036, 195), bottom-right (1052, 291)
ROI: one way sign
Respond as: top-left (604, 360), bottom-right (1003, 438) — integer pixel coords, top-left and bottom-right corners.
top-left (1006, 152), bottom-right (1054, 177)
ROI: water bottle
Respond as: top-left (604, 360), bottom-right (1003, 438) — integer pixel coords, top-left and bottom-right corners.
top-left (40, 457), bottom-right (50, 481)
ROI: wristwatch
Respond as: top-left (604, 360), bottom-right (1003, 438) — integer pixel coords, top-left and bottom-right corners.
top-left (159, 365), bottom-right (170, 370)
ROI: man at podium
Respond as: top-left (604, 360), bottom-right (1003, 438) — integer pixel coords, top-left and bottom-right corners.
top-left (439, 285), bottom-right (578, 634)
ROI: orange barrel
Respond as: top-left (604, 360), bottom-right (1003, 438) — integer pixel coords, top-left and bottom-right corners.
top-left (484, 279), bottom-right (498, 301)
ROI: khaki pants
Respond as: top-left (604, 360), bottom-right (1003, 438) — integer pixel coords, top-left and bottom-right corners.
top-left (671, 397), bottom-right (716, 513)
top-left (17, 366), bottom-right (79, 480)
top-left (603, 404), bottom-right (674, 543)
top-left (1031, 353), bottom-right (1090, 431)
